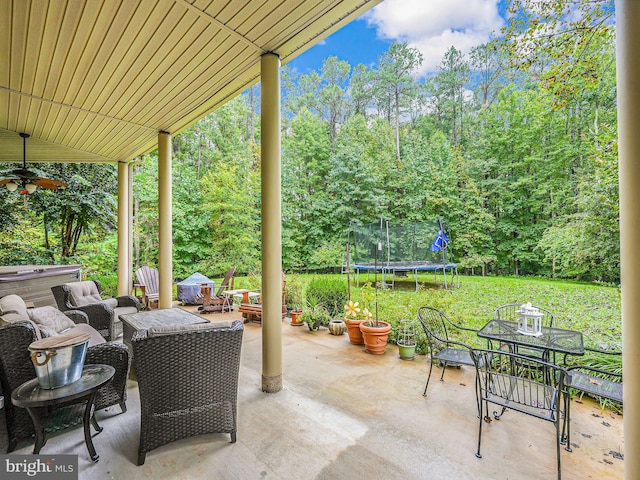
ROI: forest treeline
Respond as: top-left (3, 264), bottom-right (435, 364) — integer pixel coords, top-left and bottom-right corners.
top-left (0, 0), bottom-right (619, 283)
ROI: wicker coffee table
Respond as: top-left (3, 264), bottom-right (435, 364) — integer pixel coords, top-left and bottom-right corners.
top-left (120, 308), bottom-right (210, 350)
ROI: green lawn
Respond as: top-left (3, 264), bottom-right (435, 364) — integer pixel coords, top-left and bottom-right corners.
top-left (286, 272), bottom-right (622, 351)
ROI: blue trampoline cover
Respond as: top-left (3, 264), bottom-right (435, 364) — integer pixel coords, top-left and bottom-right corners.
top-left (177, 272), bottom-right (215, 305)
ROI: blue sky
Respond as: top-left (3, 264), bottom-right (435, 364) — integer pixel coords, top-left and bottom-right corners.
top-left (287, 0), bottom-right (506, 78)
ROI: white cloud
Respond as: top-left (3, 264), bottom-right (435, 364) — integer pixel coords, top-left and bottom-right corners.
top-left (365, 0), bottom-right (504, 76)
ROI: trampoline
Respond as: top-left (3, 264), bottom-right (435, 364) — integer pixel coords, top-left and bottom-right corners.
top-left (348, 219), bottom-right (459, 290)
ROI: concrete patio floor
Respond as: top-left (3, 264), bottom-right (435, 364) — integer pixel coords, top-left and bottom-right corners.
top-left (12, 307), bottom-right (624, 479)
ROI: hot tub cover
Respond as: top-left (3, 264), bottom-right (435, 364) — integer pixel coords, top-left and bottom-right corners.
top-left (177, 272), bottom-right (215, 305)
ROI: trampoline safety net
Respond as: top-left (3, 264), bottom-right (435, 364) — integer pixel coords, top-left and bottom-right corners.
top-left (348, 219), bottom-right (458, 289)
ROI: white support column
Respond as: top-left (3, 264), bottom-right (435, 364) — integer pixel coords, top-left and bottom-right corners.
top-left (260, 52), bottom-right (283, 393)
top-left (117, 162), bottom-right (130, 296)
top-left (617, 2), bottom-right (640, 478)
top-left (158, 131), bottom-right (173, 309)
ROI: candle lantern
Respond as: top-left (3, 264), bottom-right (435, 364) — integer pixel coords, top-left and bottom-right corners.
top-left (516, 302), bottom-right (544, 336)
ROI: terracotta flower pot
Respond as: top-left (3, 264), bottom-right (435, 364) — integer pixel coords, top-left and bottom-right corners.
top-left (290, 310), bottom-right (304, 326)
top-left (359, 321), bottom-right (391, 355)
top-left (345, 318), bottom-right (365, 345)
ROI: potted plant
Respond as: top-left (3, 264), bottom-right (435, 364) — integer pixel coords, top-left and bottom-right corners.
top-left (357, 260), bottom-right (390, 355)
top-left (359, 317), bottom-right (391, 355)
top-left (300, 304), bottom-right (331, 332)
top-left (397, 319), bottom-right (417, 360)
top-left (290, 309), bottom-right (304, 326)
top-left (344, 300), bottom-right (370, 345)
top-left (287, 275), bottom-right (305, 326)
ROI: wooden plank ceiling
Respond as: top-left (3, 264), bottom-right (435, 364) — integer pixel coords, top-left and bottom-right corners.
top-left (0, 0), bottom-right (381, 165)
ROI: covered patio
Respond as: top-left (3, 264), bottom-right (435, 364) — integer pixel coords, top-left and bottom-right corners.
top-left (9, 309), bottom-right (625, 479)
top-left (0, 0), bottom-right (637, 477)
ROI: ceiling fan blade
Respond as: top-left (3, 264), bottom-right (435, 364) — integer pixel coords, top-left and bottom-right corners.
top-left (33, 178), bottom-right (68, 189)
top-left (13, 168), bottom-right (38, 178)
top-left (0, 178), bottom-right (18, 186)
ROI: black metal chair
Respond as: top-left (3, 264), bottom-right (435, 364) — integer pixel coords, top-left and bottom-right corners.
top-left (417, 306), bottom-right (478, 398)
top-left (470, 348), bottom-right (569, 480)
top-left (562, 346), bottom-right (622, 448)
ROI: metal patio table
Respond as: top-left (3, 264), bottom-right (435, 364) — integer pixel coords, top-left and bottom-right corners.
top-left (11, 364), bottom-right (115, 462)
top-left (477, 319), bottom-right (584, 362)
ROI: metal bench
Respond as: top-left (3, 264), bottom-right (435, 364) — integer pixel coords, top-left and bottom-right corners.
top-left (562, 347), bottom-right (622, 448)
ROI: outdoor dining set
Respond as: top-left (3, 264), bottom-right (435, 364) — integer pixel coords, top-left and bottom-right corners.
top-left (418, 303), bottom-right (623, 480)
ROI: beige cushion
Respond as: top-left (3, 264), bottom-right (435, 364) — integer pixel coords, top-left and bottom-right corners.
top-left (147, 321), bottom-right (217, 337)
top-left (28, 306), bottom-right (76, 334)
top-left (0, 294), bottom-right (30, 326)
top-left (113, 305), bottom-right (137, 321)
top-left (0, 312), bottom-right (30, 326)
top-left (65, 281), bottom-right (102, 306)
top-left (101, 298), bottom-right (118, 309)
top-left (0, 294), bottom-right (29, 317)
top-left (63, 322), bottom-right (106, 347)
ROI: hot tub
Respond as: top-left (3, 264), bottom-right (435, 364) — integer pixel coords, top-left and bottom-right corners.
top-left (0, 265), bottom-right (82, 307)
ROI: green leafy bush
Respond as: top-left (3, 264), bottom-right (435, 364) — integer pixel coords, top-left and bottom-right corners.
top-left (90, 273), bottom-right (118, 298)
top-left (305, 277), bottom-right (347, 317)
top-left (285, 273), bottom-right (305, 310)
top-left (300, 305), bottom-right (331, 331)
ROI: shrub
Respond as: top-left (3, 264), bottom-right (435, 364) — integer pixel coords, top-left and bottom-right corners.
top-left (300, 305), bottom-right (331, 331)
top-left (89, 273), bottom-right (118, 298)
top-left (285, 273), bottom-right (305, 310)
top-left (305, 277), bottom-right (347, 317)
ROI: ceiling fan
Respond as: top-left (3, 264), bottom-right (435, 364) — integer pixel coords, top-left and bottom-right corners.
top-left (0, 133), bottom-right (68, 194)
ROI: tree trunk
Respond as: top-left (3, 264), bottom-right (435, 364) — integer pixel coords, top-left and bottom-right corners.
top-left (395, 88), bottom-right (401, 164)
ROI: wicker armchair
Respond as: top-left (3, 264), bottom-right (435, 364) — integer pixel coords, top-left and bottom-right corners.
top-left (0, 321), bottom-right (130, 453)
top-left (52, 279), bottom-right (141, 341)
top-left (132, 320), bottom-right (244, 465)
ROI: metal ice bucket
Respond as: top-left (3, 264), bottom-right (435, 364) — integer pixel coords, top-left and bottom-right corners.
top-left (29, 332), bottom-right (90, 389)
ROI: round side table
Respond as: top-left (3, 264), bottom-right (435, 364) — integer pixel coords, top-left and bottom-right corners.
top-left (11, 364), bottom-right (115, 462)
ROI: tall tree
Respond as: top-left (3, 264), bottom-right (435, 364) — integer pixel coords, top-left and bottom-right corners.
top-left (349, 63), bottom-right (375, 117)
top-left (34, 163), bottom-right (117, 261)
top-left (374, 42), bottom-right (424, 163)
top-left (282, 108), bottom-right (332, 269)
top-left (319, 57), bottom-right (351, 147)
top-left (427, 46), bottom-right (470, 147)
top-left (468, 40), bottom-right (508, 108)
top-left (503, 0), bottom-right (615, 108)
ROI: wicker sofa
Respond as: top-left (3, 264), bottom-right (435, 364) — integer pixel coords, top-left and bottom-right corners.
top-left (132, 320), bottom-right (243, 465)
top-left (0, 295), bottom-right (130, 453)
top-left (51, 280), bottom-right (141, 342)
